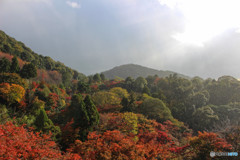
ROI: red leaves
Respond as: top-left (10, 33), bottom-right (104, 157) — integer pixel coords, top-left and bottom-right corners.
top-left (18, 99), bottom-right (27, 109)
top-left (196, 131), bottom-right (232, 150)
top-left (188, 131), bottom-right (232, 159)
top-left (104, 80), bottom-right (122, 88)
top-left (0, 121), bottom-right (80, 159)
top-left (67, 113), bottom-right (194, 159)
top-left (35, 69), bottom-right (62, 84)
top-left (90, 84), bottom-right (98, 90)
top-left (69, 130), bottom-right (144, 160)
top-left (0, 121), bottom-right (63, 159)
top-left (47, 93), bottom-right (59, 110)
top-left (0, 52), bottom-right (25, 68)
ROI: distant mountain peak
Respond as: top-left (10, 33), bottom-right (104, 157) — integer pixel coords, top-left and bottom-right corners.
top-left (102, 64), bottom-right (190, 79)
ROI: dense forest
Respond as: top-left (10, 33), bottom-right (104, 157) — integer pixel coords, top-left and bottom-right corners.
top-left (0, 30), bottom-right (239, 159)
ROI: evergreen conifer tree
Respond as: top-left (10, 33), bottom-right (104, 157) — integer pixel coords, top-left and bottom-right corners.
top-left (10, 56), bottom-right (20, 73)
top-left (84, 95), bottom-right (99, 130)
top-left (34, 108), bottom-right (54, 132)
top-left (20, 62), bottom-right (37, 79)
top-left (68, 94), bottom-right (90, 141)
top-left (34, 108), bottom-right (61, 140)
top-left (0, 58), bottom-right (11, 73)
top-left (68, 94), bottom-right (89, 129)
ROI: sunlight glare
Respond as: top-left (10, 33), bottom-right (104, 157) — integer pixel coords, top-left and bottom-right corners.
top-left (159, 0), bottom-right (240, 46)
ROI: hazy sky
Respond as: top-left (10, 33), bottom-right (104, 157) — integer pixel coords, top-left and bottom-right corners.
top-left (1, 0), bottom-right (240, 78)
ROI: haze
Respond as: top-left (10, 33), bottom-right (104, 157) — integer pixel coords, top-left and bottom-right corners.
top-left (1, 0), bottom-right (240, 78)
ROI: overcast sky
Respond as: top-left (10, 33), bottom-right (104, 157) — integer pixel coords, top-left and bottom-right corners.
top-left (0, 0), bottom-right (240, 79)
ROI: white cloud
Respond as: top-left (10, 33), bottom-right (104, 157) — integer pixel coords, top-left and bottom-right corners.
top-left (66, 1), bottom-right (80, 8)
top-left (158, 0), bottom-right (240, 46)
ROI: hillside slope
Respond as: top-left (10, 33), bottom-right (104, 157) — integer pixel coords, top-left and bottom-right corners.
top-left (102, 64), bottom-right (190, 79)
top-left (0, 30), bottom-right (86, 85)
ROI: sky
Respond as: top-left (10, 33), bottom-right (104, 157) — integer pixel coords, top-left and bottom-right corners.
top-left (0, 0), bottom-right (240, 79)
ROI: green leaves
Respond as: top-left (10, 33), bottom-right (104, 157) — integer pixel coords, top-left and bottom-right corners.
top-left (0, 57), bottom-right (11, 73)
top-left (10, 56), bottom-right (20, 73)
top-left (138, 97), bottom-right (175, 123)
top-left (20, 62), bottom-right (37, 79)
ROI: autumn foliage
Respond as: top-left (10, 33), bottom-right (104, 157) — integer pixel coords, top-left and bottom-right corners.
top-left (68, 113), bottom-right (192, 159)
top-left (0, 52), bottom-right (25, 68)
top-left (0, 83), bottom-right (25, 105)
top-left (189, 131), bottom-right (232, 159)
top-left (0, 121), bottom-right (80, 160)
top-left (0, 46), bottom-right (238, 160)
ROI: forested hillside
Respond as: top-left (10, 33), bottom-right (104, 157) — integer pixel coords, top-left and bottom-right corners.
top-left (102, 64), bottom-right (189, 79)
top-left (0, 31), bottom-right (239, 159)
top-left (0, 30), bottom-right (86, 86)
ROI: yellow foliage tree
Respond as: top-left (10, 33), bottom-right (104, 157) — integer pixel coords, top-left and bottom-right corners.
top-left (0, 83), bottom-right (25, 105)
top-left (92, 91), bottom-right (121, 106)
top-left (92, 91), bottom-right (121, 112)
top-left (122, 112), bottom-right (138, 135)
top-left (109, 87), bottom-right (129, 99)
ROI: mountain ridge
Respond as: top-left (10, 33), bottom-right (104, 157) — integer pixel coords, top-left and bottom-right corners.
top-left (101, 63), bottom-right (190, 79)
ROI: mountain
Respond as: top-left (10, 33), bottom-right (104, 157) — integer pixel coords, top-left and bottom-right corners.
top-left (101, 64), bottom-right (190, 79)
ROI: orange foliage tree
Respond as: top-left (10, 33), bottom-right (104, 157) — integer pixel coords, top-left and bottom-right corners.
top-left (0, 121), bottom-right (80, 160)
top-left (189, 131), bottom-right (232, 159)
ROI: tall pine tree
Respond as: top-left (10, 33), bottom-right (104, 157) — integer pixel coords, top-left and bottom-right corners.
top-left (68, 94), bottom-right (89, 129)
top-left (84, 95), bottom-right (99, 131)
top-left (68, 94), bottom-right (88, 141)
top-left (10, 56), bottom-right (20, 73)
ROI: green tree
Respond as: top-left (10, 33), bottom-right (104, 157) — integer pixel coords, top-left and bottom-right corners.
top-left (146, 75), bottom-right (156, 85)
top-left (120, 92), bottom-right (137, 113)
top-left (10, 56), bottom-right (20, 73)
top-left (0, 104), bottom-right (9, 123)
top-left (190, 91), bottom-right (210, 109)
top-left (138, 97), bottom-right (175, 123)
top-left (34, 108), bottom-right (61, 140)
top-left (142, 86), bottom-right (150, 95)
top-left (125, 76), bottom-right (134, 91)
top-left (191, 76), bottom-right (204, 92)
top-left (93, 73), bottom-right (101, 82)
top-left (61, 70), bottom-right (72, 87)
top-left (2, 44), bottom-right (11, 53)
top-left (44, 56), bottom-right (55, 70)
top-left (68, 94), bottom-right (89, 140)
top-left (190, 105), bottom-right (219, 132)
top-left (78, 81), bottom-right (91, 93)
top-left (34, 108), bottom-right (52, 131)
top-left (20, 62), bottom-right (37, 79)
top-left (133, 77), bottom-right (147, 92)
top-left (88, 75), bottom-right (94, 84)
top-left (100, 73), bottom-right (106, 81)
top-left (120, 97), bottom-right (132, 112)
top-left (0, 58), bottom-right (11, 73)
top-left (84, 95), bottom-right (99, 130)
